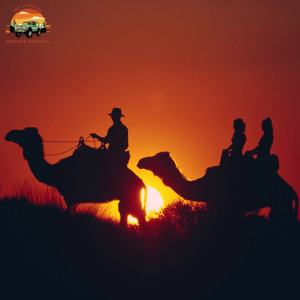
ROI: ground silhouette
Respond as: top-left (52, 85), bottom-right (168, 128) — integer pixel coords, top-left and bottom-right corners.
top-left (5, 127), bottom-right (147, 227)
top-left (1, 196), bottom-right (299, 300)
top-left (137, 152), bottom-right (298, 220)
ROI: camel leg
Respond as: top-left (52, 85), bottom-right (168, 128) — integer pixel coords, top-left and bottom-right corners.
top-left (66, 207), bottom-right (76, 216)
top-left (120, 213), bottom-right (128, 228)
top-left (65, 203), bottom-right (76, 215)
top-left (135, 205), bottom-right (147, 229)
top-left (118, 200), bottom-right (128, 228)
top-left (138, 214), bottom-right (147, 230)
top-left (65, 205), bottom-right (72, 215)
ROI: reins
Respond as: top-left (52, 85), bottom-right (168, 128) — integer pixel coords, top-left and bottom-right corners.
top-left (44, 136), bottom-right (100, 156)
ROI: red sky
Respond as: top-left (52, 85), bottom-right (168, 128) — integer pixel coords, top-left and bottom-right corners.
top-left (1, 0), bottom-right (299, 207)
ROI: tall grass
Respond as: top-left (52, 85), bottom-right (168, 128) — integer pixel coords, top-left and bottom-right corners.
top-left (2, 179), bottom-right (122, 221)
top-left (4, 179), bottom-right (66, 208)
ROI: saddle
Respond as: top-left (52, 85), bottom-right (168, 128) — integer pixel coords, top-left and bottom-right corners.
top-left (72, 137), bottom-right (130, 171)
top-left (220, 149), bottom-right (279, 172)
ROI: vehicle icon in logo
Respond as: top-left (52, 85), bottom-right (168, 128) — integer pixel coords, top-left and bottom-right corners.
top-left (14, 21), bottom-right (43, 38)
top-left (7, 8), bottom-right (50, 38)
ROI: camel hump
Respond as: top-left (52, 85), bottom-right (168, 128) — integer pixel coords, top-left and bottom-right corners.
top-left (220, 149), bottom-right (279, 175)
top-left (72, 142), bottom-right (130, 171)
top-left (252, 153), bottom-right (280, 174)
top-left (72, 143), bottom-right (98, 157)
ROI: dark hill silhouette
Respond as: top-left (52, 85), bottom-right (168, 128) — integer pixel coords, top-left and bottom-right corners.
top-left (5, 127), bottom-right (147, 227)
top-left (137, 152), bottom-right (298, 221)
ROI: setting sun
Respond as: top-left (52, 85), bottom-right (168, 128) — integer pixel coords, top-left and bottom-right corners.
top-left (144, 186), bottom-right (164, 214)
top-left (128, 185), bottom-right (164, 224)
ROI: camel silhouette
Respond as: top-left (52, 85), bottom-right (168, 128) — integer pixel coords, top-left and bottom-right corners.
top-left (137, 152), bottom-right (298, 221)
top-left (5, 127), bottom-right (147, 227)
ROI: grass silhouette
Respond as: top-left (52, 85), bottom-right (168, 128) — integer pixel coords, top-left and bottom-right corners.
top-left (0, 190), bottom-right (299, 300)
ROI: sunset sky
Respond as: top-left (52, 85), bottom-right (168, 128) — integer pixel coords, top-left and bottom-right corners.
top-left (11, 8), bottom-right (45, 24)
top-left (1, 0), bottom-right (299, 210)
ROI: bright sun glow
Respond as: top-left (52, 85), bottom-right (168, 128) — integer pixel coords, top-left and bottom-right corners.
top-left (145, 186), bottom-right (164, 213)
top-left (128, 185), bottom-right (164, 224)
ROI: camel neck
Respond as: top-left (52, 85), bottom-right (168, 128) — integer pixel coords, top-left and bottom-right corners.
top-left (161, 166), bottom-right (191, 199)
top-left (23, 148), bottom-right (54, 187)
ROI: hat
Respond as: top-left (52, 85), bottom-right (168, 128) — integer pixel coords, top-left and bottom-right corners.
top-left (108, 108), bottom-right (124, 117)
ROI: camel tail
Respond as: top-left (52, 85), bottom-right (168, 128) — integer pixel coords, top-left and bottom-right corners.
top-left (293, 189), bottom-right (299, 220)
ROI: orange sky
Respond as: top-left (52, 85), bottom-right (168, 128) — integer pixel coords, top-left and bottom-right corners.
top-left (12, 8), bottom-right (44, 21)
top-left (1, 0), bottom-right (299, 206)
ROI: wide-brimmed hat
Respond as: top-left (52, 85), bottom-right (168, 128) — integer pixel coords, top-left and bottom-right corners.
top-left (108, 108), bottom-right (124, 117)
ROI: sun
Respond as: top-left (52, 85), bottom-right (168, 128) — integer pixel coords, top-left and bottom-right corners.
top-left (144, 186), bottom-right (164, 213)
top-left (128, 185), bottom-right (164, 224)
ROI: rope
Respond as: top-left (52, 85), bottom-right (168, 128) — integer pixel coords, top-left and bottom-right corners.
top-left (45, 136), bottom-right (93, 157)
top-left (44, 141), bottom-right (100, 143)
top-left (45, 146), bottom-right (78, 157)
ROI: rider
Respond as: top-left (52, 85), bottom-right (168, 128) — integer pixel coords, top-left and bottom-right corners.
top-left (246, 117), bottom-right (277, 172)
top-left (220, 118), bottom-right (246, 170)
top-left (224, 118), bottom-right (247, 158)
top-left (247, 117), bottom-right (273, 160)
top-left (90, 108), bottom-right (129, 170)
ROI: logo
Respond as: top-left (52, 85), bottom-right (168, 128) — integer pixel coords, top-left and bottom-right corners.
top-left (6, 6), bottom-right (51, 43)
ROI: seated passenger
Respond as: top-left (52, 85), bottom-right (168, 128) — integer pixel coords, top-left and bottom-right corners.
top-left (225, 118), bottom-right (246, 157)
top-left (246, 117), bottom-right (277, 172)
top-left (220, 119), bottom-right (246, 169)
top-left (247, 117), bottom-right (273, 160)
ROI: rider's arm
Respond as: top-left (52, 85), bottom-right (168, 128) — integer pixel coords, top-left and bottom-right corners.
top-left (248, 146), bottom-right (259, 154)
top-left (225, 144), bottom-right (233, 151)
top-left (90, 133), bottom-right (107, 143)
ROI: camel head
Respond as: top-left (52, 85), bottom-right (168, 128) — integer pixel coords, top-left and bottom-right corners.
top-left (5, 127), bottom-right (44, 160)
top-left (137, 152), bottom-right (178, 179)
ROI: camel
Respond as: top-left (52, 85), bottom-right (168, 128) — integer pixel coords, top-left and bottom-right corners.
top-left (5, 127), bottom-right (147, 227)
top-left (137, 152), bottom-right (299, 221)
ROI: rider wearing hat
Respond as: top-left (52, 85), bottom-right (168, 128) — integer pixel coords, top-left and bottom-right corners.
top-left (90, 108), bottom-right (128, 154)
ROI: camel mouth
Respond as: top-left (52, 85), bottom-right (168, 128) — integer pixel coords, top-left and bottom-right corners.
top-left (137, 157), bottom-right (160, 176)
top-left (4, 132), bottom-right (13, 142)
top-left (5, 130), bottom-right (21, 144)
top-left (137, 158), bottom-right (147, 170)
